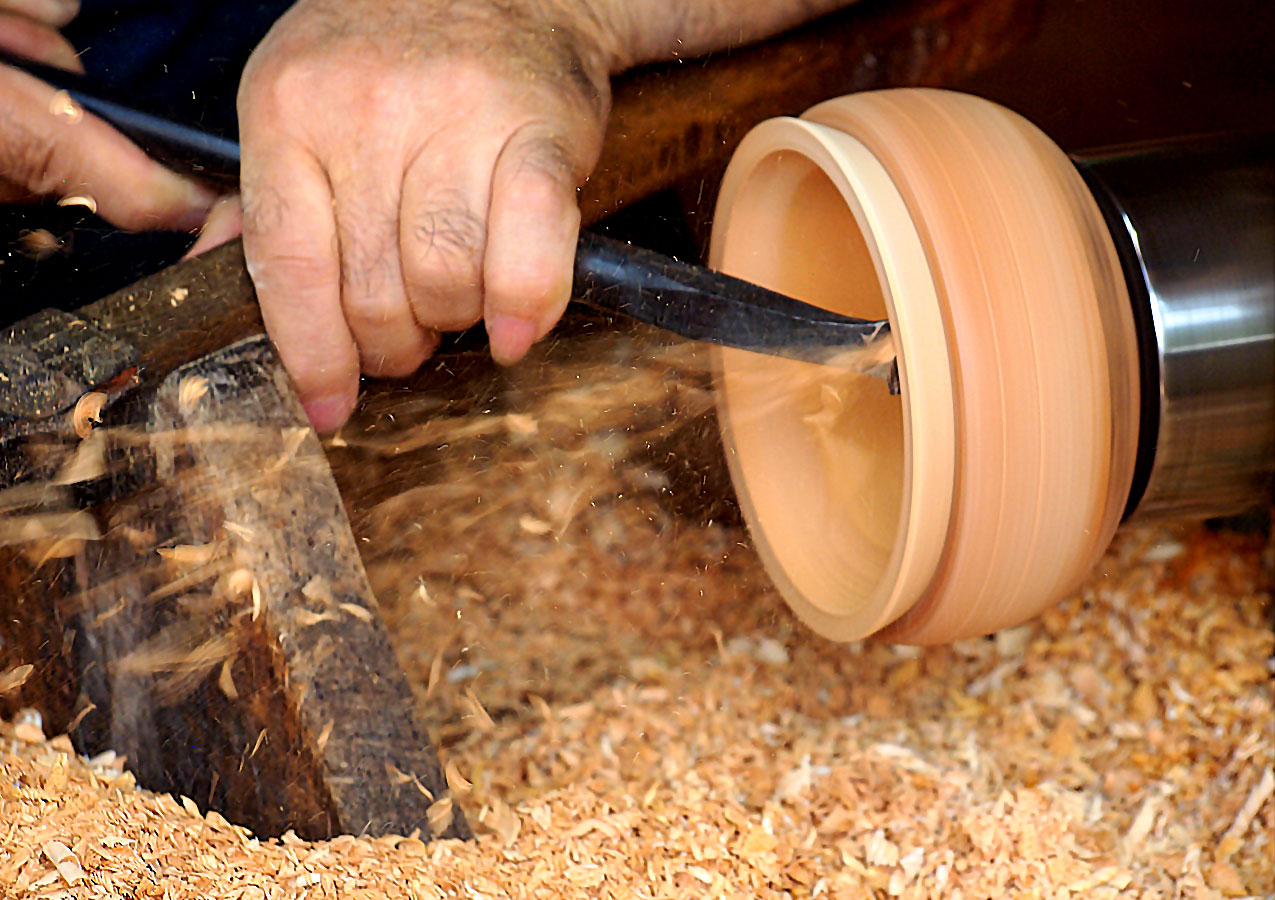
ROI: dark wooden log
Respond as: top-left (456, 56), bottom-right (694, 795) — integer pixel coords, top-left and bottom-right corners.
top-left (2, 336), bottom-right (466, 840)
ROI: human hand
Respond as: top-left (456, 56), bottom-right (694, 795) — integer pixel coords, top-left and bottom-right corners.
top-left (0, 0), bottom-right (216, 228)
top-left (236, 0), bottom-right (620, 431)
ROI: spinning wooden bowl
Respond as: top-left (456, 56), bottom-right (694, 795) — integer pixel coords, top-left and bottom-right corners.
top-left (711, 89), bottom-right (1273, 644)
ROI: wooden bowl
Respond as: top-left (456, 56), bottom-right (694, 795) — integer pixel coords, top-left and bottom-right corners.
top-left (711, 89), bottom-right (1140, 644)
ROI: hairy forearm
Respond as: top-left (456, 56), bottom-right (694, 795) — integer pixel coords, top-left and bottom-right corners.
top-left (592, 0), bottom-right (861, 71)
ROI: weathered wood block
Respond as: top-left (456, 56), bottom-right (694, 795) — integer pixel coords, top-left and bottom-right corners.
top-left (2, 334), bottom-right (465, 840)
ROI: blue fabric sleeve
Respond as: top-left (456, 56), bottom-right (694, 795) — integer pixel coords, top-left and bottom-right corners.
top-left (64, 1), bottom-right (295, 138)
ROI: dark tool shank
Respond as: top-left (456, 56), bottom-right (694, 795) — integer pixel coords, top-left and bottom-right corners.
top-left (574, 232), bottom-right (897, 388)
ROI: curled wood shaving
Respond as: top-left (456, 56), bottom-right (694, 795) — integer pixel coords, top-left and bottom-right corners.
top-left (339, 602), bottom-right (373, 623)
top-left (426, 796), bottom-right (454, 835)
top-left (463, 688), bottom-right (496, 731)
top-left (158, 543), bottom-right (220, 567)
top-left (178, 376), bottom-right (210, 411)
top-left (0, 664), bottom-right (33, 696)
top-left (218, 659), bottom-right (238, 701)
top-left (292, 608), bottom-right (338, 627)
top-left (71, 391), bottom-right (107, 439)
top-left (47, 90), bottom-right (84, 123)
top-left (444, 760), bottom-right (472, 795)
top-left (221, 568), bottom-right (256, 600)
top-left (41, 840), bottom-right (85, 885)
top-left (57, 194), bottom-right (98, 214)
top-left (518, 515), bottom-right (552, 535)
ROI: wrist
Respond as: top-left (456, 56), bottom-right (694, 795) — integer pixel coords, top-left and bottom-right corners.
top-left (557, 0), bottom-right (646, 75)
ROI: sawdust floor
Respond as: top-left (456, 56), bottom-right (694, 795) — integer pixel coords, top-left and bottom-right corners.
top-left (3, 334), bottom-right (1273, 899)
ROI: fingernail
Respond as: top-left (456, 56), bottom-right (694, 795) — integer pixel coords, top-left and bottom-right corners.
top-left (486, 314), bottom-right (538, 365)
top-left (301, 393), bottom-right (351, 433)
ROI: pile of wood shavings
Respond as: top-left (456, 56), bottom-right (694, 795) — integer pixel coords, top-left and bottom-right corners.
top-left (3, 520), bottom-right (1271, 899)
top-left (3, 332), bottom-right (1272, 899)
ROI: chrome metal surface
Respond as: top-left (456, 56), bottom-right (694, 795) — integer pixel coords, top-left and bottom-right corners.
top-left (1078, 135), bottom-right (1275, 520)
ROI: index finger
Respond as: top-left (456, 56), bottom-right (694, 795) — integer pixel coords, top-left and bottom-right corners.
top-left (240, 144), bottom-right (359, 432)
top-left (0, 0), bottom-right (80, 30)
top-left (0, 66), bottom-right (215, 229)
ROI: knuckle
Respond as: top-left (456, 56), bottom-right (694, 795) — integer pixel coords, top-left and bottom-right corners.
top-left (244, 247), bottom-right (328, 304)
top-left (508, 130), bottom-right (580, 188)
top-left (405, 203), bottom-right (486, 330)
top-left (240, 49), bottom-right (324, 114)
top-left (408, 201), bottom-right (485, 274)
top-left (240, 182), bottom-right (291, 235)
top-left (0, 115), bottom-right (60, 196)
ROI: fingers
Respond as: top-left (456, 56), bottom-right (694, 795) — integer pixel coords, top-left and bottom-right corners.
top-left (399, 156), bottom-right (488, 334)
top-left (332, 173), bottom-right (439, 379)
top-left (0, 0), bottom-right (79, 29)
top-left (0, 10), bottom-right (82, 68)
top-left (483, 125), bottom-right (584, 364)
top-left (184, 194), bottom-right (244, 259)
top-left (240, 145), bottom-right (358, 432)
top-left (0, 66), bottom-right (215, 229)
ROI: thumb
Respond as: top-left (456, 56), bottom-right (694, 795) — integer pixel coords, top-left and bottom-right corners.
top-left (0, 65), bottom-right (216, 231)
top-left (184, 194), bottom-right (243, 258)
top-left (483, 126), bottom-right (585, 365)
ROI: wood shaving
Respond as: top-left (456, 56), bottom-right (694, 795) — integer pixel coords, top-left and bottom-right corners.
top-left (222, 521), bottom-right (257, 543)
top-left (47, 89), bottom-right (83, 123)
top-left (157, 542), bottom-right (220, 567)
top-left (221, 568), bottom-right (256, 600)
top-left (178, 375), bottom-right (210, 412)
top-left (444, 760), bottom-right (472, 795)
top-left (71, 391), bottom-right (107, 439)
top-left (427, 796), bottom-right (454, 835)
top-left (338, 602), bottom-right (373, 622)
top-left (57, 194), bottom-right (97, 214)
top-left (41, 840), bottom-right (85, 885)
top-left (54, 430), bottom-right (107, 484)
top-left (315, 720), bottom-right (334, 754)
top-left (0, 664), bottom-right (33, 696)
top-left (518, 514), bottom-right (553, 535)
top-left (218, 659), bottom-right (239, 701)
